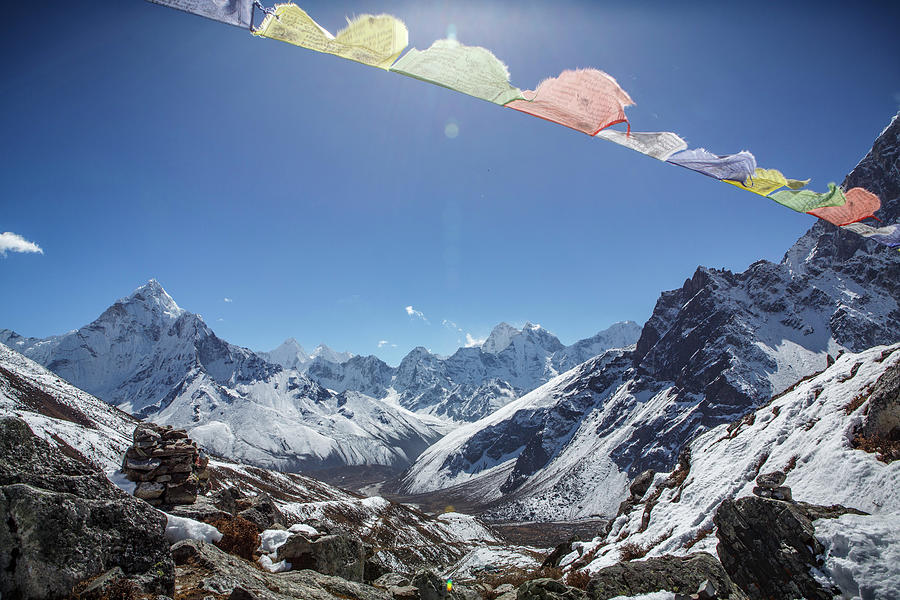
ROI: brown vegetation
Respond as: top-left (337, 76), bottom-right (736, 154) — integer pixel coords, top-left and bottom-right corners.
top-left (618, 541), bottom-right (649, 561)
top-left (851, 433), bottom-right (899, 464)
top-left (565, 568), bottom-right (592, 590)
top-left (682, 524), bottom-right (714, 551)
top-left (210, 516), bottom-right (260, 560)
top-left (844, 390), bottom-right (870, 415)
top-left (70, 578), bottom-right (139, 600)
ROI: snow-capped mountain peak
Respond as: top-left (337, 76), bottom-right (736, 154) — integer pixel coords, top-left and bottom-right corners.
top-left (119, 279), bottom-right (184, 319)
top-left (258, 338), bottom-right (312, 370)
top-left (482, 322), bottom-right (520, 354)
top-left (311, 343), bottom-right (353, 364)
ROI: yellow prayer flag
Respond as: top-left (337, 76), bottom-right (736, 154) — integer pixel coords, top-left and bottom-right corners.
top-left (724, 168), bottom-right (810, 197)
top-left (254, 4), bottom-right (408, 70)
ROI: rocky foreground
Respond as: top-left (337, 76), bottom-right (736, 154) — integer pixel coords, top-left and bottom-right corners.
top-left (2, 337), bottom-right (900, 598)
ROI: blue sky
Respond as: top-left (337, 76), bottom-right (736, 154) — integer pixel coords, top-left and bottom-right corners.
top-left (2, 0), bottom-right (899, 365)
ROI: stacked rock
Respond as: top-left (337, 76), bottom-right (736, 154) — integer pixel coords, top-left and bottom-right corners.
top-left (752, 471), bottom-right (792, 501)
top-left (122, 423), bottom-right (210, 506)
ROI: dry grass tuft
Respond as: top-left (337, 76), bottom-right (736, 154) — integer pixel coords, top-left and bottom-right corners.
top-left (210, 515), bottom-right (261, 560)
top-left (682, 524), bottom-right (714, 551)
top-left (565, 569), bottom-right (592, 590)
top-left (851, 433), bottom-right (899, 464)
top-left (618, 541), bottom-right (649, 561)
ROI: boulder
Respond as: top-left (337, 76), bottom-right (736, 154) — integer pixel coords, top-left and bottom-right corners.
top-left (171, 539), bottom-right (391, 599)
top-left (372, 573), bottom-right (411, 589)
top-left (518, 578), bottom-right (587, 600)
top-left (278, 532), bottom-right (367, 582)
top-left (714, 496), bottom-right (840, 599)
top-left (238, 492), bottom-right (285, 531)
top-left (0, 416), bottom-right (174, 598)
top-left (542, 540), bottom-right (574, 569)
top-left (388, 586), bottom-right (418, 599)
top-left (209, 486), bottom-right (240, 514)
top-left (364, 550), bottom-right (393, 583)
top-left (585, 553), bottom-right (747, 599)
top-left (629, 469), bottom-right (656, 499)
top-left (411, 570), bottom-right (446, 600)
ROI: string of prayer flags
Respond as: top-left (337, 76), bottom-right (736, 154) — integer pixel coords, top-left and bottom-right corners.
top-left (667, 148), bottom-right (757, 182)
top-left (842, 223), bottom-right (900, 248)
top-left (724, 168), bottom-right (810, 197)
top-left (507, 69), bottom-right (634, 135)
top-left (151, 0), bottom-right (900, 254)
top-left (594, 129), bottom-right (688, 161)
top-left (389, 39), bottom-right (524, 105)
top-left (146, 0), bottom-right (253, 27)
top-left (807, 187), bottom-right (881, 226)
top-left (254, 4), bottom-right (408, 70)
top-left (768, 183), bottom-right (847, 213)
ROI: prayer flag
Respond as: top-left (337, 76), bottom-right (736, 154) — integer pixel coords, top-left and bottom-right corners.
top-left (507, 69), bottom-right (634, 135)
top-left (146, 0), bottom-right (253, 28)
top-left (807, 187), bottom-right (881, 226)
top-left (594, 130), bottom-right (687, 161)
top-left (666, 148), bottom-right (757, 182)
top-left (724, 168), bottom-right (810, 197)
top-left (390, 39), bottom-right (523, 105)
top-left (255, 4), bottom-right (408, 70)
top-left (769, 183), bottom-right (846, 213)
top-left (841, 222), bottom-right (900, 246)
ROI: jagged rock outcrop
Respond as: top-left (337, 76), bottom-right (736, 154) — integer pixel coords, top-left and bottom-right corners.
top-left (585, 553), bottom-right (747, 600)
top-left (171, 538), bottom-right (391, 600)
top-left (122, 422), bottom-right (209, 506)
top-left (518, 578), bottom-right (587, 600)
top-left (713, 496), bottom-right (865, 600)
top-left (0, 416), bottom-right (174, 598)
top-left (849, 351), bottom-right (900, 462)
top-left (277, 531), bottom-right (367, 582)
top-left (402, 113), bottom-right (900, 520)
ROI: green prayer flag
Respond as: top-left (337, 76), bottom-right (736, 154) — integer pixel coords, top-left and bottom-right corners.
top-left (769, 183), bottom-right (846, 213)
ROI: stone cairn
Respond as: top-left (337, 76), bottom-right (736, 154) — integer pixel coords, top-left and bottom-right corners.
top-left (752, 470), bottom-right (792, 502)
top-left (122, 423), bottom-right (210, 506)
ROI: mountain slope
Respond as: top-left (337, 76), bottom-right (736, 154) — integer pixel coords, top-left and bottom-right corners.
top-left (573, 343), bottom-right (900, 571)
top-left (0, 283), bottom-right (442, 471)
top-left (0, 343), bottom-right (503, 575)
top-left (304, 320), bottom-right (642, 422)
top-left (1, 280), bottom-right (278, 417)
top-left (400, 112), bottom-right (900, 520)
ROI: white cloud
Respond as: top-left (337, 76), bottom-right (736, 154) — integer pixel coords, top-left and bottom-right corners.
top-left (377, 340), bottom-right (397, 348)
top-left (405, 305), bottom-right (429, 323)
top-left (0, 232), bottom-right (43, 257)
top-left (217, 318), bottom-right (224, 322)
top-left (442, 319), bottom-right (463, 332)
top-left (465, 333), bottom-right (486, 347)
top-left (224, 297), bottom-right (233, 303)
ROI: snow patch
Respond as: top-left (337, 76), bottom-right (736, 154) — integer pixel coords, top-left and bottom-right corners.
top-left (258, 554), bottom-right (291, 573)
top-left (164, 513), bottom-right (222, 544)
top-left (813, 513), bottom-right (900, 600)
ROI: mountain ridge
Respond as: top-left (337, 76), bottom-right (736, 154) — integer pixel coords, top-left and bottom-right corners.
top-left (399, 111), bottom-right (900, 520)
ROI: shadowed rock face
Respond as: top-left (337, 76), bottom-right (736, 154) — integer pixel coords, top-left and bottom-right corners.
top-left (404, 113), bottom-right (900, 520)
top-left (586, 552), bottom-right (748, 600)
top-left (713, 496), bottom-right (865, 600)
top-left (171, 539), bottom-right (392, 600)
top-left (0, 416), bottom-right (174, 598)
